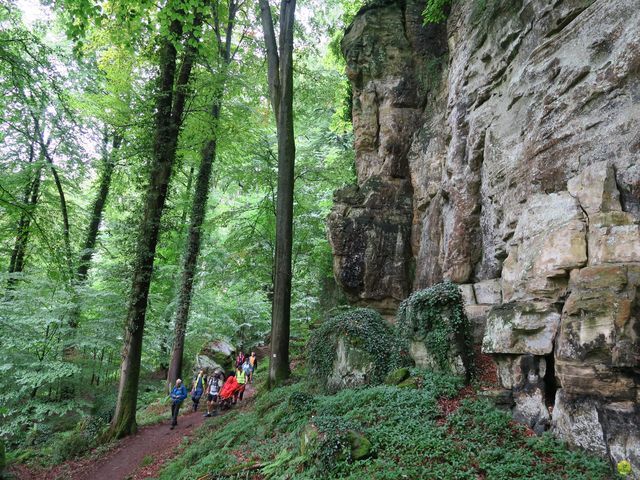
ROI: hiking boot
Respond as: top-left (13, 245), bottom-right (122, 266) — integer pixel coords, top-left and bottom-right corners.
top-left (204, 413), bottom-right (211, 417)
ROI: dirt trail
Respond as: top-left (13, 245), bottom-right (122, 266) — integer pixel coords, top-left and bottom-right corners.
top-left (13, 385), bottom-right (255, 480)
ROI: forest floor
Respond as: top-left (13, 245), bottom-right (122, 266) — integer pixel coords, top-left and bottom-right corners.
top-left (10, 385), bottom-right (256, 480)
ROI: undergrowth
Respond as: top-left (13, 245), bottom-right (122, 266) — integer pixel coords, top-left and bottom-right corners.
top-left (158, 372), bottom-right (611, 480)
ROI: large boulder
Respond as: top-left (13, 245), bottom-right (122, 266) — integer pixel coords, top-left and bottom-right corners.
top-left (397, 282), bottom-right (473, 378)
top-left (196, 339), bottom-right (235, 375)
top-left (300, 419), bottom-right (372, 466)
top-left (308, 308), bottom-right (406, 392)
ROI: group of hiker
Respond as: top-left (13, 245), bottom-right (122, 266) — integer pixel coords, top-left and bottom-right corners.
top-left (168, 351), bottom-right (258, 429)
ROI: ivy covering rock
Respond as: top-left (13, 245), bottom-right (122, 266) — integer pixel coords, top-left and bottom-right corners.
top-left (397, 281), bottom-right (474, 379)
top-left (307, 308), bottom-right (408, 392)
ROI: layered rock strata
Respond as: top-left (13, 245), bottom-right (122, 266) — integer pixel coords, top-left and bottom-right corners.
top-left (329, 0), bottom-right (640, 473)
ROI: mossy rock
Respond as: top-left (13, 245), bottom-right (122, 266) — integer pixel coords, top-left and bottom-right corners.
top-left (397, 281), bottom-right (474, 378)
top-left (308, 308), bottom-right (408, 392)
top-left (384, 367), bottom-right (410, 385)
top-left (347, 431), bottom-right (372, 460)
top-left (300, 424), bottom-right (319, 456)
top-left (397, 376), bottom-right (419, 389)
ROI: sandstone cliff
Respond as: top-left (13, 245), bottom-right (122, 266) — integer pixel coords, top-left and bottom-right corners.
top-left (327, 0), bottom-right (640, 473)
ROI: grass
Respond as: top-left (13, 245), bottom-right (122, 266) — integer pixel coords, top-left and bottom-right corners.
top-left (157, 370), bottom-right (613, 480)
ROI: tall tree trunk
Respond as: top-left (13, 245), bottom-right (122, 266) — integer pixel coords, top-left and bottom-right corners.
top-left (166, 0), bottom-right (239, 389)
top-left (76, 133), bottom-right (121, 284)
top-left (259, 0), bottom-right (296, 388)
top-left (159, 164), bottom-right (194, 376)
top-left (61, 132), bottom-right (121, 399)
top-left (30, 116), bottom-right (73, 269)
top-left (7, 149), bottom-right (42, 284)
top-left (109, 10), bottom-right (200, 439)
top-left (166, 102), bottom-right (220, 388)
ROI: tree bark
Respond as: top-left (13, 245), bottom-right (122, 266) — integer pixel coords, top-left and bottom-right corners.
top-left (8, 146), bottom-right (42, 284)
top-left (259, 0), bottom-right (296, 388)
top-left (109, 9), bottom-right (201, 439)
top-left (166, 0), bottom-right (239, 388)
top-left (166, 121), bottom-right (218, 388)
top-left (76, 132), bottom-right (121, 283)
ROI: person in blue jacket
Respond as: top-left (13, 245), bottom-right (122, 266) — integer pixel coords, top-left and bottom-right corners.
top-left (170, 378), bottom-right (188, 429)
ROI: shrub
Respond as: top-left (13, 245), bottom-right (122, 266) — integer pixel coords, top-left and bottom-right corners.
top-left (307, 415), bottom-right (366, 470)
top-left (51, 431), bottom-right (92, 463)
top-left (287, 391), bottom-right (316, 414)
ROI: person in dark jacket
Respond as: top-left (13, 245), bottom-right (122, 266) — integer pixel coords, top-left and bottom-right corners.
top-left (170, 379), bottom-right (188, 429)
top-left (235, 352), bottom-right (246, 369)
top-left (191, 370), bottom-right (206, 412)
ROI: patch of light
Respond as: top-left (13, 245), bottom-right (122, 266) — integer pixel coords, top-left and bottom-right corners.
top-left (15, 0), bottom-right (51, 28)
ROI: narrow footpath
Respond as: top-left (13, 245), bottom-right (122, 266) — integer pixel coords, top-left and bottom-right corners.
top-left (14, 385), bottom-right (255, 480)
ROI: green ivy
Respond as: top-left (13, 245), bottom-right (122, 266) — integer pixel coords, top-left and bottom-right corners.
top-left (422, 0), bottom-right (453, 24)
top-left (397, 281), bottom-right (474, 377)
top-left (312, 415), bottom-right (361, 470)
top-left (307, 308), bottom-right (409, 391)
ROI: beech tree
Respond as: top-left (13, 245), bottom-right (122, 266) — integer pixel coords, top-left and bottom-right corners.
top-left (259, 0), bottom-right (297, 387)
top-left (110, 2), bottom-right (205, 438)
top-left (166, 0), bottom-right (242, 388)
top-left (0, 0), bottom-right (355, 454)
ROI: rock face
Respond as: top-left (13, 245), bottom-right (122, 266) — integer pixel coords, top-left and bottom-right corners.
top-left (329, 0), bottom-right (640, 473)
top-left (327, 0), bottom-right (447, 315)
top-left (326, 336), bottom-right (375, 392)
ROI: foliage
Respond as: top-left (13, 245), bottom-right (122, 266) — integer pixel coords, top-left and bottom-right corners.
top-left (397, 281), bottom-right (475, 376)
top-left (618, 460), bottom-right (632, 476)
top-left (307, 308), bottom-right (409, 391)
top-left (422, 0), bottom-right (453, 24)
top-left (0, 0), bottom-right (356, 461)
top-left (158, 376), bottom-right (612, 480)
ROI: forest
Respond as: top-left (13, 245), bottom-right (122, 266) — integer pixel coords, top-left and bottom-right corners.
top-left (1, 0), bottom-right (354, 457)
top-left (0, 0), bottom-right (637, 478)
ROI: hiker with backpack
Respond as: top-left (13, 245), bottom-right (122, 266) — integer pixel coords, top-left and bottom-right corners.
top-left (242, 358), bottom-right (252, 381)
top-left (204, 371), bottom-right (223, 417)
top-left (169, 378), bottom-right (188, 429)
top-left (191, 370), bottom-right (207, 412)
